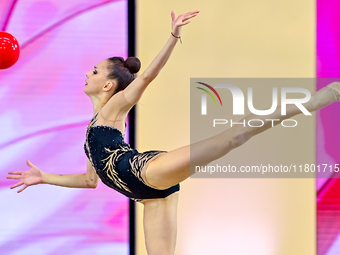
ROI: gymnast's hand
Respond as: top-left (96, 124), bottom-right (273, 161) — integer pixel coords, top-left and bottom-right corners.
top-left (7, 159), bottom-right (43, 193)
top-left (171, 10), bottom-right (199, 37)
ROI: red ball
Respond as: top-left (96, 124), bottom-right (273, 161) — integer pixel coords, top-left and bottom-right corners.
top-left (0, 32), bottom-right (20, 69)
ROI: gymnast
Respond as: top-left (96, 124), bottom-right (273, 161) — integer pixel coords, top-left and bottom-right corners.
top-left (6, 10), bottom-right (340, 255)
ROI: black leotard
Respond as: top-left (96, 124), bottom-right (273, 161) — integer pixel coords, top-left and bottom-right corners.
top-left (84, 112), bottom-right (180, 202)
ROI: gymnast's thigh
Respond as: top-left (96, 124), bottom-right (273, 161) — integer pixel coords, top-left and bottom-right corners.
top-left (140, 146), bottom-right (191, 190)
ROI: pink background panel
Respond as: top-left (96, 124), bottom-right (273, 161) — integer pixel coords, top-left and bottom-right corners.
top-left (0, 0), bottom-right (130, 254)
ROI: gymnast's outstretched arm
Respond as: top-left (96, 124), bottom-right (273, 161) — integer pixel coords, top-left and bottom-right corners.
top-left (123, 10), bottom-right (199, 105)
top-left (6, 159), bottom-right (99, 193)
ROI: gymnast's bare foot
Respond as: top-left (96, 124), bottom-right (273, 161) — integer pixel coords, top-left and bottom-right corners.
top-left (327, 82), bottom-right (340, 101)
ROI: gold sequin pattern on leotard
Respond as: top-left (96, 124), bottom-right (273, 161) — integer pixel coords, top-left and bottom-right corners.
top-left (129, 151), bottom-right (166, 185)
top-left (85, 113), bottom-right (176, 203)
top-left (85, 113), bottom-right (132, 193)
top-left (101, 145), bottom-right (132, 193)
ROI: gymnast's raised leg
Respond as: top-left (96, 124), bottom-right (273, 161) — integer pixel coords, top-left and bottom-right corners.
top-left (141, 83), bottom-right (339, 190)
top-left (140, 84), bottom-right (339, 255)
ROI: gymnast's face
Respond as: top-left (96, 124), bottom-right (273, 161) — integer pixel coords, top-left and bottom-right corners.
top-left (84, 60), bottom-right (114, 96)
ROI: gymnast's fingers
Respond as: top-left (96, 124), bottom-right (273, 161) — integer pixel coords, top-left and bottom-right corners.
top-left (6, 175), bottom-right (22, 180)
top-left (182, 10), bottom-right (199, 16)
top-left (10, 181), bottom-right (24, 189)
top-left (181, 20), bottom-right (191, 26)
top-left (26, 159), bottom-right (34, 168)
top-left (8, 171), bottom-right (23, 175)
top-left (17, 184), bottom-right (28, 193)
top-left (171, 10), bottom-right (176, 21)
top-left (182, 13), bottom-right (198, 22)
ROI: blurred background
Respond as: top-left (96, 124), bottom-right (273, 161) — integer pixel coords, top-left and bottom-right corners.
top-left (0, 0), bottom-right (130, 254)
top-left (1, 0), bottom-right (340, 254)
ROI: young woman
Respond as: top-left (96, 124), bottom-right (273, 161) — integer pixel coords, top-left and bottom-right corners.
top-left (6, 10), bottom-right (340, 255)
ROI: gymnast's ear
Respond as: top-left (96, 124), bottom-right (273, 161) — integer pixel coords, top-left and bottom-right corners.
top-left (103, 80), bottom-right (116, 92)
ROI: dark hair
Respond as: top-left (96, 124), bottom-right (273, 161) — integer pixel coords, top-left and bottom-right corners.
top-left (106, 56), bottom-right (141, 94)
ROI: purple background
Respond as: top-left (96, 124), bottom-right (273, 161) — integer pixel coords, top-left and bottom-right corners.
top-left (0, 0), bottom-right (130, 254)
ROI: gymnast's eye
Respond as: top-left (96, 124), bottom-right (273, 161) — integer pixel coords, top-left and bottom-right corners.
top-left (93, 70), bottom-right (97, 74)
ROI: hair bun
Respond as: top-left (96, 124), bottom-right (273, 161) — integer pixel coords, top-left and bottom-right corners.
top-left (124, 57), bottom-right (141, 74)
